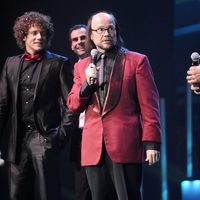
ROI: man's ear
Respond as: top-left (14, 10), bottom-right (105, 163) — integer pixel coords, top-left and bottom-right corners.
top-left (90, 32), bottom-right (94, 42)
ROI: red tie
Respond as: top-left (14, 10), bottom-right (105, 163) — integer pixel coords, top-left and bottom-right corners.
top-left (22, 52), bottom-right (43, 61)
top-left (98, 54), bottom-right (105, 86)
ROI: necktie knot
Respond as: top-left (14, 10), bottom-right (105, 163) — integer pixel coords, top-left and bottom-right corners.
top-left (101, 54), bottom-right (105, 60)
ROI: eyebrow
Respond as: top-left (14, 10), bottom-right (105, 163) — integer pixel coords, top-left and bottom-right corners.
top-left (71, 35), bottom-right (86, 41)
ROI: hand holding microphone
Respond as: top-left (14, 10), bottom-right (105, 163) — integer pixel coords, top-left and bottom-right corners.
top-left (86, 49), bottom-right (98, 85)
top-left (187, 52), bottom-right (200, 94)
top-left (0, 151), bottom-right (5, 167)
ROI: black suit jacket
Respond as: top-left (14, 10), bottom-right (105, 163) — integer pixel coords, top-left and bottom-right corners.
top-left (0, 51), bottom-right (77, 163)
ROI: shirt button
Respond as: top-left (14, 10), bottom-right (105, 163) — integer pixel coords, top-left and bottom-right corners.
top-left (26, 88), bottom-right (29, 91)
top-left (25, 101), bottom-right (29, 104)
top-left (27, 75), bottom-right (30, 79)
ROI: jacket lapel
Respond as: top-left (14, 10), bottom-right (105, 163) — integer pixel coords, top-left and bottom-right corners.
top-left (102, 52), bottom-right (126, 116)
top-left (34, 51), bottom-right (54, 100)
top-left (7, 56), bottom-right (23, 102)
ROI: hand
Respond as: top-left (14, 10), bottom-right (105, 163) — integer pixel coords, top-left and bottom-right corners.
top-left (85, 63), bottom-right (97, 85)
top-left (0, 151), bottom-right (5, 167)
top-left (194, 89), bottom-right (200, 95)
top-left (190, 84), bottom-right (200, 94)
top-left (186, 66), bottom-right (200, 84)
top-left (145, 150), bottom-right (160, 166)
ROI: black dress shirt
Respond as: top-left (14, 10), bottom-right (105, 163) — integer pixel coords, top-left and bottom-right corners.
top-left (18, 59), bottom-right (41, 125)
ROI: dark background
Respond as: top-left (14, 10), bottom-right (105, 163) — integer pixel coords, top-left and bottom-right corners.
top-left (0, 0), bottom-right (200, 199)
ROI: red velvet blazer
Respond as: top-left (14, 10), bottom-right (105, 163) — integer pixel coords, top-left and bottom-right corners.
top-left (67, 50), bottom-right (161, 166)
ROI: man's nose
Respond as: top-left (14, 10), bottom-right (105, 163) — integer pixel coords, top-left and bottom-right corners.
top-left (77, 38), bottom-right (83, 43)
top-left (36, 33), bottom-right (42, 39)
top-left (103, 29), bottom-right (110, 35)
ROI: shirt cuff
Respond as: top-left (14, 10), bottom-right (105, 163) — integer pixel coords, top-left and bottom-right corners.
top-left (80, 81), bottom-right (96, 97)
top-left (143, 141), bottom-right (160, 151)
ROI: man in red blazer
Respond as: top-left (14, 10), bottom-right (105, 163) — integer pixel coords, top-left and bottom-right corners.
top-left (67, 11), bottom-right (161, 200)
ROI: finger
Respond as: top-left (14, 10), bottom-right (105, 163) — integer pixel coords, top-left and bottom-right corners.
top-left (186, 75), bottom-right (191, 80)
top-left (191, 85), bottom-right (200, 90)
top-left (146, 151), bottom-right (153, 164)
top-left (187, 71), bottom-right (192, 75)
top-left (145, 154), bottom-right (149, 162)
top-left (186, 74), bottom-right (193, 81)
top-left (149, 157), bottom-right (153, 165)
top-left (194, 90), bottom-right (200, 95)
top-left (149, 153), bottom-right (159, 165)
top-left (156, 152), bottom-right (160, 162)
top-left (147, 153), bottom-right (153, 165)
top-left (145, 153), bottom-right (150, 165)
top-left (154, 153), bottom-right (159, 163)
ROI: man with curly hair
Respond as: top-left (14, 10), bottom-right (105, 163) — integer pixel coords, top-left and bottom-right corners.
top-left (0, 11), bottom-right (77, 200)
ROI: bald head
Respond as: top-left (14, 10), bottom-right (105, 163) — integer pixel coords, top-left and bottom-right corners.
top-left (90, 12), bottom-right (117, 53)
top-left (91, 12), bottom-right (115, 28)
top-left (86, 11), bottom-right (124, 52)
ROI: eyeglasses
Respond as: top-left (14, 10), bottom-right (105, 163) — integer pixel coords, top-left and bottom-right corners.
top-left (91, 26), bottom-right (116, 35)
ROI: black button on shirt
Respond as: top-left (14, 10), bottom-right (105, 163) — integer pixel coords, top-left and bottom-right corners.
top-left (18, 60), bottom-right (41, 125)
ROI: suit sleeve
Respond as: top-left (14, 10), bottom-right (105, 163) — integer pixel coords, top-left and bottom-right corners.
top-left (0, 58), bottom-right (10, 142)
top-left (135, 55), bottom-right (161, 143)
top-left (67, 62), bottom-right (93, 113)
top-left (58, 58), bottom-right (79, 143)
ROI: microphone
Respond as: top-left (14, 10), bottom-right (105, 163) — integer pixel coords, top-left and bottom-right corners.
top-left (191, 52), bottom-right (200, 66)
top-left (0, 151), bottom-right (5, 167)
top-left (90, 49), bottom-right (98, 85)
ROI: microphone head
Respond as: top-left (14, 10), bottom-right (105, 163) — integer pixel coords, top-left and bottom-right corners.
top-left (191, 52), bottom-right (200, 62)
top-left (0, 158), bottom-right (5, 167)
top-left (0, 152), bottom-right (4, 167)
top-left (90, 49), bottom-right (98, 58)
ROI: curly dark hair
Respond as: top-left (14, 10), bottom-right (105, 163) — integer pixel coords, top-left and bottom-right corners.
top-left (13, 11), bottom-right (54, 49)
top-left (85, 10), bottom-right (124, 54)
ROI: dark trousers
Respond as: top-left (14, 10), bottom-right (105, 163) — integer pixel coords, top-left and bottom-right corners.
top-left (74, 164), bottom-right (92, 200)
top-left (70, 127), bottom-right (92, 200)
top-left (8, 130), bottom-right (61, 200)
top-left (85, 148), bottom-right (142, 200)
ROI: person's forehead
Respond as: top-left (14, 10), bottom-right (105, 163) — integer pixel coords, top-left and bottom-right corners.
top-left (28, 24), bottom-right (45, 31)
top-left (71, 28), bottom-right (87, 38)
top-left (91, 13), bottom-right (115, 27)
